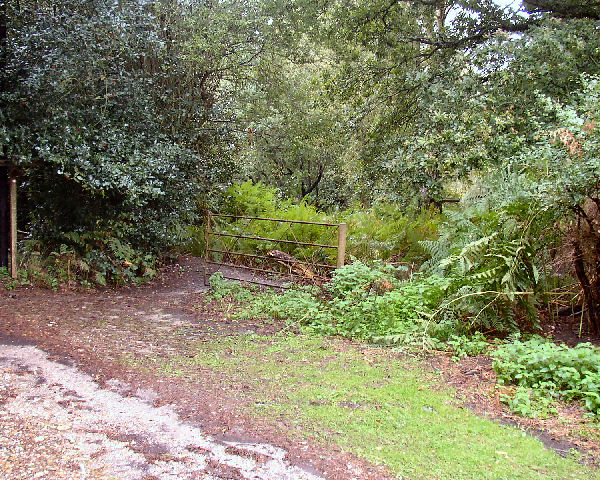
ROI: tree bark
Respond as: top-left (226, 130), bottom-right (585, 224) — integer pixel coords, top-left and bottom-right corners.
top-left (0, 167), bottom-right (8, 268)
top-left (573, 235), bottom-right (600, 334)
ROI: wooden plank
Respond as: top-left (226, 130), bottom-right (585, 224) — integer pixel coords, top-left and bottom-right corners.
top-left (205, 260), bottom-right (327, 282)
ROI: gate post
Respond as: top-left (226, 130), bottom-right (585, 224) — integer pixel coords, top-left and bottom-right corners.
top-left (10, 176), bottom-right (16, 278)
top-left (203, 211), bottom-right (211, 286)
top-left (337, 222), bottom-right (347, 268)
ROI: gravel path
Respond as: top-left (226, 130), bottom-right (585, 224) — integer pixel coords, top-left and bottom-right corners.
top-left (0, 343), bottom-right (323, 480)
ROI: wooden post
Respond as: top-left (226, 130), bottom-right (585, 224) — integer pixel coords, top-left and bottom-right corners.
top-left (337, 222), bottom-right (347, 268)
top-left (9, 177), bottom-right (16, 278)
top-left (203, 211), bottom-right (211, 286)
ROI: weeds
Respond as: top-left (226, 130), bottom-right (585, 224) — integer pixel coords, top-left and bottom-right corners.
top-left (493, 338), bottom-right (600, 416)
top-left (447, 332), bottom-right (489, 361)
top-left (210, 265), bottom-right (454, 347)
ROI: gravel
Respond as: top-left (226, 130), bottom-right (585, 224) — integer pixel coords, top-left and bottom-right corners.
top-left (0, 344), bottom-right (323, 480)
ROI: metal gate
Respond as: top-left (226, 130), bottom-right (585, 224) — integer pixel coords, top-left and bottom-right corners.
top-left (203, 213), bottom-right (347, 287)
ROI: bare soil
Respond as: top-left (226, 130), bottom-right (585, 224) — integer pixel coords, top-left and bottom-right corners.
top-left (1, 256), bottom-right (599, 478)
top-left (1, 257), bottom-right (391, 479)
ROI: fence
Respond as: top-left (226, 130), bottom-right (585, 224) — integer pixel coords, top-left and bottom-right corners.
top-left (203, 213), bottom-right (347, 287)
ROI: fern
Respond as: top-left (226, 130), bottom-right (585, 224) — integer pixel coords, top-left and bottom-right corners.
top-left (440, 233), bottom-right (498, 274)
top-left (421, 192), bottom-right (546, 332)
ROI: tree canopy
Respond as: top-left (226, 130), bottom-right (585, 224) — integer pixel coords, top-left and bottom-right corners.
top-left (1, 0), bottom-right (600, 295)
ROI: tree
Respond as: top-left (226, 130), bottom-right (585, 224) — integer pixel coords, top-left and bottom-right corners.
top-left (237, 52), bottom-right (353, 207)
top-left (304, 0), bottom-right (600, 206)
top-left (0, 0), bottom-right (262, 279)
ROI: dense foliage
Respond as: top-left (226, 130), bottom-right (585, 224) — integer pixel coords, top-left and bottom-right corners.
top-left (494, 338), bottom-right (600, 417)
top-left (217, 0), bottom-right (600, 337)
top-left (3, 0), bottom-right (600, 298)
top-left (1, 0), bottom-right (264, 281)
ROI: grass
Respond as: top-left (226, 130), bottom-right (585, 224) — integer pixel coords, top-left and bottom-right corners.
top-left (128, 333), bottom-right (600, 480)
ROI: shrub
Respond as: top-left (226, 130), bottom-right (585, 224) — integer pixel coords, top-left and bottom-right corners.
top-left (501, 386), bottom-right (558, 419)
top-left (326, 261), bottom-right (404, 298)
top-left (3, 0), bottom-right (237, 286)
top-left (493, 338), bottom-right (600, 416)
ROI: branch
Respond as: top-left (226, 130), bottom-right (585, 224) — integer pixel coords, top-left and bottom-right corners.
top-left (523, 0), bottom-right (600, 20)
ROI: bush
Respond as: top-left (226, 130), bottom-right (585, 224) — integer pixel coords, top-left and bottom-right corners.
top-left (326, 261), bottom-right (403, 298)
top-left (344, 203), bottom-right (440, 265)
top-left (3, 0), bottom-right (236, 286)
top-left (493, 338), bottom-right (600, 416)
top-left (327, 274), bottom-right (449, 340)
top-left (447, 332), bottom-right (489, 361)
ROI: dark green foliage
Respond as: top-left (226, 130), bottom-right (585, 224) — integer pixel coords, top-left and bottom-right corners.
top-left (494, 338), bottom-right (600, 416)
top-left (326, 272), bottom-right (449, 341)
top-left (0, 0), bottom-right (243, 281)
top-left (324, 261), bottom-right (401, 298)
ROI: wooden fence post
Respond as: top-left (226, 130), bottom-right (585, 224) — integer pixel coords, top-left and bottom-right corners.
top-left (337, 222), bottom-right (347, 268)
top-left (204, 211), bottom-right (211, 286)
top-left (10, 176), bottom-right (16, 278)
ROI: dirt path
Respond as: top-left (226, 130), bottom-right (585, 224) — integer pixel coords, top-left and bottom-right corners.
top-left (1, 257), bottom-right (383, 480)
top-left (4, 256), bottom-right (598, 479)
top-left (0, 343), bottom-right (322, 480)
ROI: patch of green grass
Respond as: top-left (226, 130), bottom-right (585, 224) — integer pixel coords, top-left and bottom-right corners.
top-left (142, 334), bottom-right (600, 480)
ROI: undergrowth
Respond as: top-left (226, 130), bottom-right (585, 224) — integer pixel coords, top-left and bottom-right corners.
top-left (201, 180), bottom-right (440, 266)
top-left (493, 338), bottom-right (600, 418)
top-left (209, 264), bottom-right (456, 349)
top-left (205, 181), bottom-right (557, 336)
top-left (5, 232), bottom-right (162, 289)
top-left (207, 265), bottom-right (600, 422)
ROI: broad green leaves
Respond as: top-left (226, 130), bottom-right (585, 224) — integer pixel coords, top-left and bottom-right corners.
top-left (0, 0), bottom-right (253, 278)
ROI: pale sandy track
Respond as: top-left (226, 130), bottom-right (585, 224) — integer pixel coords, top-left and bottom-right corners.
top-left (0, 344), bottom-right (323, 480)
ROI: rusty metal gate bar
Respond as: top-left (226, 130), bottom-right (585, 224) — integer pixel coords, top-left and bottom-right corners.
top-left (203, 212), bottom-right (347, 287)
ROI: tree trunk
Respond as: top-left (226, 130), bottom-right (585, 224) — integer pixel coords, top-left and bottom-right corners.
top-left (300, 165), bottom-right (324, 198)
top-left (573, 236), bottom-right (600, 334)
top-left (0, 167), bottom-right (8, 268)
